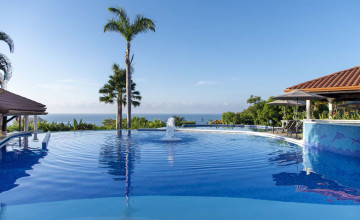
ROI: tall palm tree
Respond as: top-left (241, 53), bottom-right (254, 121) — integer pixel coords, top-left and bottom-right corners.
top-left (0, 31), bottom-right (14, 89)
top-left (99, 64), bottom-right (142, 129)
top-left (104, 6), bottom-right (155, 128)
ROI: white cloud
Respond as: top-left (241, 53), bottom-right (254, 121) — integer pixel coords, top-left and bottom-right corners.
top-left (196, 81), bottom-right (217, 86)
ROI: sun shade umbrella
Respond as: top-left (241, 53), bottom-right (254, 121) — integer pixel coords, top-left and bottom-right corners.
top-left (273, 89), bottom-right (326, 138)
top-left (273, 89), bottom-right (326, 101)
top-left (338, 101), bottom-right (360, 116)
top-left (338, 101), bottom-right (360, 108)
top-left (267, 100), bottom-right (306, 120)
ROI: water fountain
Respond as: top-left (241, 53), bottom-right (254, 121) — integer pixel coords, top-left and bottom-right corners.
top-left (161, 117), bottom-right (181, 141)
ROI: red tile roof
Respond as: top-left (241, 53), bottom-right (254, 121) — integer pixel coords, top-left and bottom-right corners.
top-left (0, 89), bottom-right (47, 115)
top-left (285, 66), bottom-right (360, 92)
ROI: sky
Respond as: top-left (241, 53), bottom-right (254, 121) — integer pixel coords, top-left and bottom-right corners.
top-left (1, 0), bottom-right (360, 114)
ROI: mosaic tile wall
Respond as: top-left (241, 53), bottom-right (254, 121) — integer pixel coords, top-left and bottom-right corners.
top-left (303, 122), bottom-right (360, 157)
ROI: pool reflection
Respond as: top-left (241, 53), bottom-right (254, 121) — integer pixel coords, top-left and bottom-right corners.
top-left (273, 148), bottom-right (360, 204)
top-left (98, 134), bottom-right (139, 206)
top-left (0, 137), bottom-right (47, 194)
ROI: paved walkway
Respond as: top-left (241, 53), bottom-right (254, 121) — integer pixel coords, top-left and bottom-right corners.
top-left (265, 130), bottom-right (303, 140)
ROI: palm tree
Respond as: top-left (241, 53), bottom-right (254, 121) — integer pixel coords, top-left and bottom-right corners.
top-left (104, 6), bottom-right (155, 129)
top-left (0, 31), bottom-right (14, 89)
top-left (99, 64), bottom-right (142, 129)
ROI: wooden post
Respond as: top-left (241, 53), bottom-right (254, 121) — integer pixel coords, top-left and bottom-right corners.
top-left (1, 116), bottom-right (7, 133)
top-left (19, 115), bottom-right (22, 131)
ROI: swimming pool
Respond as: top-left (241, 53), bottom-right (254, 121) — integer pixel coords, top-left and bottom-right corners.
top-left (0, 130), bottom-right (359, 219)
top-left (182, 124), bottom-right (273, 132)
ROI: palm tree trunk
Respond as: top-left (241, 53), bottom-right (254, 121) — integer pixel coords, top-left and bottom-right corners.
top-left (116, 94), bottom-right (122, 130)
top-left (125, 42), bottom-right (132, 129)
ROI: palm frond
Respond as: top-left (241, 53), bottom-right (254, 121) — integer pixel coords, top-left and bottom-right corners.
top-left (131, 15), bottom-right (156, 36)
top-left (0, 32), bottom-right (14, 53)
top-left (104, 19), bottom-right (126, 36)
top-left (132, 94), bottom-right (142, 101)
top-left (132, 91), bottom-right (140, 96)
top-left (131, 91), bottom-right (142, 101)
top-left (99, 96), bottom-right (114, 104)
top-left (131, 100), bottom-right (141, 107)
top-left (112, 63), bottom-right (120, 72)
top-left (0, 53), bottom-right (12, 81)
top-left (108, 7), bottom-right (130, 26)
top-left (100, 62), bottom-right (142, 108)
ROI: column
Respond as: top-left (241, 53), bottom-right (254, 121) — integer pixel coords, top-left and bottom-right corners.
top-left (328, 98), bottom-right (335, 118)
top-left (34, 115), bottom-right (38, 131)
top-left (33, 115), bottom-right (39, 140)
top-left (306, 100), bottom-right (312, 119)
top-left (24, 115), bottom-right (29, 132)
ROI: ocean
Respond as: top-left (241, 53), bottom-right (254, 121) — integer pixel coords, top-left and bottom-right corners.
top-left (39, 114), bottom-right (222, 126)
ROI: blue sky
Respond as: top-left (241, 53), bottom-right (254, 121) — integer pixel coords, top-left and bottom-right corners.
top-left (1, 0), bottom-right (360, 113)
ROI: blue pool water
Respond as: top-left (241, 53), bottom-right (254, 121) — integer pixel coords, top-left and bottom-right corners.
top-left (182, 126), bottom-right (270, 132)
top-left (0, 130), bottom-right (359, 219)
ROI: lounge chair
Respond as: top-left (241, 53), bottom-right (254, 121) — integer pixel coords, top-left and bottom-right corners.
top-left (287, 121), bottom-right (303, 138)
top-left (285, 120), bottom-right (295, 134)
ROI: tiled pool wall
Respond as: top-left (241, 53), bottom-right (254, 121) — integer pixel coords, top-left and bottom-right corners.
top-left (303, 120), bottom-right (360, 157)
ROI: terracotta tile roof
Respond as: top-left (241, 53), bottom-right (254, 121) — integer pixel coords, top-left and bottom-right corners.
top-left (285, 66), bottom-right (360, 92)
top-left (0, 89), bottom-right (47, 115)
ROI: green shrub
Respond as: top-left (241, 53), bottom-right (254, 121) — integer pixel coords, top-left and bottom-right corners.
top-left (172, 115), bottom-right (195, 126)
top-left (102, 119), bottom-right (116, 129)
top-left (221, 112), bottom-right (237, 124)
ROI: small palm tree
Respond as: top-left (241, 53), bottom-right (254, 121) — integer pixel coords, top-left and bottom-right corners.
top-left (104, 6), bottom-right (155, 129)
top-left (99, 64), bottom-right (142, 129)
top-left (0, 31), bottom-right (14, 89)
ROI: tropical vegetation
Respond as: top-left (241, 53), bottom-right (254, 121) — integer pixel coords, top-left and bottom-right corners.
top-left (99, 64), bottom-right (141, 129)
top-left (218, 95), bottom-right (360, 126)
top-left (0, 31), bottom-right (14, 89)
top-left (172, 115), bottom-right (196, 126)
top-left (220, 95), bottom-right (305, 127)
top-left (6, 115), bottom-right (196, 132)
top-left (104, 6), bottom-right (155, 129)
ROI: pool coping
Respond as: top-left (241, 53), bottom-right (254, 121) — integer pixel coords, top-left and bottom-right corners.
top-left (0, 132), bottom-right (32, 148)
